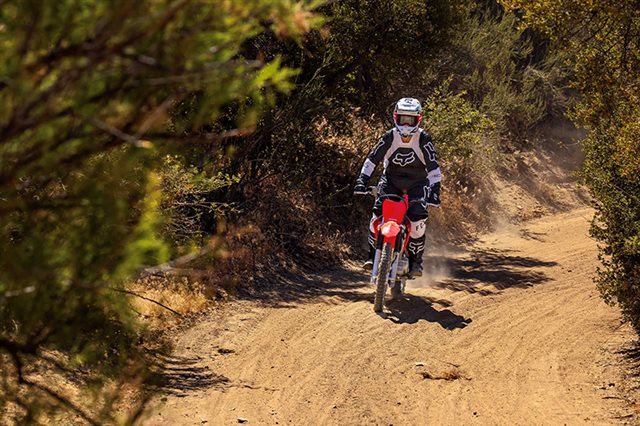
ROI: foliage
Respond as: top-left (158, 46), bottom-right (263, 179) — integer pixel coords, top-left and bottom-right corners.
top-left (159, 154), bottom-right (239, 249)
top-left (395, 4), bottom-right (570, 240)
top-left (463, 13), bottom-right (543, 133)
top-left (436, 10), bottom-right (570, 139)
top-left (0, 0), bottom-right (317, 423)
top-left (317, 0), bottom-right (473, 105)
top-left (218, 0), bottom-right (570, 267)
top-left (424, 82), bottom-right (494, 161)
top-left (499, 0), bottom-right (640, 332)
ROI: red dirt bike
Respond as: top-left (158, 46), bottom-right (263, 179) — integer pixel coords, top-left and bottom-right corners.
top-left (367, 187), bottom-right (417, 313)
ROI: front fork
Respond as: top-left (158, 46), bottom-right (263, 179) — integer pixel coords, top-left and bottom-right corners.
top-left (370, 248), bottom-right (383, 285)
top-left (369, 240), bottom-right (408, 288)
top-left (370, 247), bottom-right (398, 285)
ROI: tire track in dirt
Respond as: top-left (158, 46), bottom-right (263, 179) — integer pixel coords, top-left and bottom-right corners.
top-left (149, 208), bottom-right (636, 425)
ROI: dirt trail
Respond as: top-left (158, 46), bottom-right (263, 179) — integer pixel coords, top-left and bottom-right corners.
top-left (149, 208), bottom-right (637, 425)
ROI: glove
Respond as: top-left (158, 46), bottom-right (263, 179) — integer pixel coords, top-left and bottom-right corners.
top-left (426, 182), bottom-right (441, 207)
top-left (353, 175), bottom-right (369, 195)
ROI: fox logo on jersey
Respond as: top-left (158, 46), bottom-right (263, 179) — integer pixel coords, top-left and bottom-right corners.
top-left (391, 151), bottom-right (416, 167)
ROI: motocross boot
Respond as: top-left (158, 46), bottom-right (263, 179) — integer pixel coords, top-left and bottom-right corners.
top-left (363, 230), bottom-right (376, 271)
top-left (407, 235), bottom-right (426, 278)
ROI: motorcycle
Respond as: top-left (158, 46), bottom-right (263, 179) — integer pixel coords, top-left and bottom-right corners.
top-left (366, 186), bottom-right (417, 313)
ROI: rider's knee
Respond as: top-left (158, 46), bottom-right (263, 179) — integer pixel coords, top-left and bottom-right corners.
top-left (409, 219), bottom-right (427, 239)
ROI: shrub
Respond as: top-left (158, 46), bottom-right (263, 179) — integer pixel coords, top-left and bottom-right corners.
top-left (159, 155), bottom-right (239, 250)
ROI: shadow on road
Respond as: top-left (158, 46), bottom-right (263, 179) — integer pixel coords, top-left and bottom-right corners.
top-left (236, 247), bottom-right (557, 308)
top-left (150, 353), bottom-right (230, 397)
top-left (238, 266), bottom-right (371, 308)
top-left (385, 295), bottom-right (472, 329)
top-left (428, 247), bottom-right (557, 296)
top-left (619, 341), bottom-right (640, 379)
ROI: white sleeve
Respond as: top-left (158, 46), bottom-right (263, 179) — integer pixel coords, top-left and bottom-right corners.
top-left (360, 159), bottom-right (376, 177)
top-left (427, 167), bottom-right (442, 184)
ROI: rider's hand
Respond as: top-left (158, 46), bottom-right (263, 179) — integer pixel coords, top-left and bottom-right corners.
top-left (353, 175), bottom-right (369, 195)
top-left (426, 185), bottom-right (440, 207)
top-left (353, 182), bottom-right (368, 195)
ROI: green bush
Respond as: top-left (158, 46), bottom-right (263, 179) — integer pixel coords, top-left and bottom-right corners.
top-left (448, 12), bottom-right (566, 137)
top-left (584, 122), bottom-right (640, 332)
top-left (423, 80), bottom-right (495, 181)
top-left (159, 155), bottom-right (239, 249)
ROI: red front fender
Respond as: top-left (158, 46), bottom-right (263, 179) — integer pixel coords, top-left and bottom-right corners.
top-left (380, 221), bottom-right (401, 244)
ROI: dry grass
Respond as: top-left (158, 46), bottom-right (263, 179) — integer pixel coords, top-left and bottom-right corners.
top-left (128, 277), bottom-right (209, 328)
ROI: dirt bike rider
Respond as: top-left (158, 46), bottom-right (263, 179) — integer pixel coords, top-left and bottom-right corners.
top-left (354, 97), bottom-right (441, 278)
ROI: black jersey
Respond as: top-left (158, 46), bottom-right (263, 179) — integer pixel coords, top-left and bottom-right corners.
top-left (360, 128), bottom-right (441, 191)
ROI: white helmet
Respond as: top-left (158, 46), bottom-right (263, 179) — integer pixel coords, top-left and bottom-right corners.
top-left (393, 97), bottom-right (422, 138)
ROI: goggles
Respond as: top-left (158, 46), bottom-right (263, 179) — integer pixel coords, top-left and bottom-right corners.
top-left (394, 113), bottom-right (420, 127)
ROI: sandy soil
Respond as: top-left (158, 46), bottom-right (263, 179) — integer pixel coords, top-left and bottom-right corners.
top-left (148, 208), bottom-right (638, 425)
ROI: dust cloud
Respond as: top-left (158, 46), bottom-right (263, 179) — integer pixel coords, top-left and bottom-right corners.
top-left (408, 245), bottom-right (461, 289)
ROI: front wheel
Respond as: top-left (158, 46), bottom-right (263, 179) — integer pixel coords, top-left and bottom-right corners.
top-left (373, 243), bottom-right (394, 312)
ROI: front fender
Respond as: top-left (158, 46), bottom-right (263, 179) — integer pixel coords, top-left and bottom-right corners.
top-left (380, 221), bottom-right (401, 244)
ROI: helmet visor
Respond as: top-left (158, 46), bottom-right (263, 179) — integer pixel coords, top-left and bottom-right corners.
top-left (395, 114), bottom-right (419, 127)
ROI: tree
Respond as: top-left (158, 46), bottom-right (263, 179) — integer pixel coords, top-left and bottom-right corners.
top-left (0, 0), bottom-right (317, 423)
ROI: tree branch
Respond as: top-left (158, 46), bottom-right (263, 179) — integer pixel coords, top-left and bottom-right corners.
top-left (139, 246), bottom-right (213, 277)
top-left (110, 288), bottom-right (184, 317)
top-left (0, 286), bottom-right (36, 300)
top-left (81, 115), bottom-right (150, 148)
top-left (145, 128), bottom-right (254, 143)
top-left (0, 337), bottom-right (32, 355)
top-left (110, 0), bottom-right (190, 55)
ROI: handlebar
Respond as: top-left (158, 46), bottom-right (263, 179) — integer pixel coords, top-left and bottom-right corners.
top-left (358, 186), bottom-right (427, 205)
top-left (366, 186), bottom-right (378, 197)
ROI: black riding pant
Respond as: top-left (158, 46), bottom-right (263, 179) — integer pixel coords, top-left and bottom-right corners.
top-left (372, 175), bottom-right (429, 222)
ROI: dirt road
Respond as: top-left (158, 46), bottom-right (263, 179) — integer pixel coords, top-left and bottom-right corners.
top-left (149, 208), bottom-right (637, 425)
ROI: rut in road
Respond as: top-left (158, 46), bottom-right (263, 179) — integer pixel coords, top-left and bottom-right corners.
top-left (149, 208), bottom-right (636, 425)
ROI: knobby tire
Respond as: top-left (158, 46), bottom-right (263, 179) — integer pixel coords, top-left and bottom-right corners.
top-left (373, 243), bottom-right (394, 312)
